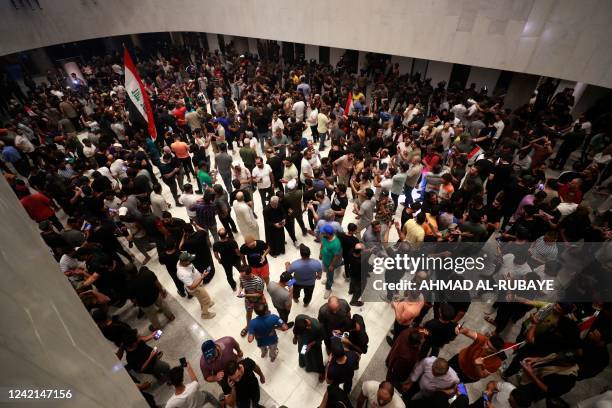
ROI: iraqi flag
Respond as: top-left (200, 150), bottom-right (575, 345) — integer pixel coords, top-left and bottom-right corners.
top-left (124, 47), bottom-right (157, 141)
top-left (344, 92), bottom-right (354, 118)
top-left (467, 145), bottom-right (484, 164)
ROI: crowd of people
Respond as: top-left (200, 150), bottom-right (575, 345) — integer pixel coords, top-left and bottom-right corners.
top-left (1, 37), bottom-right (612, 408)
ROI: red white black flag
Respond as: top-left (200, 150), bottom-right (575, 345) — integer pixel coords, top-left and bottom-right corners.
top-left (124, 47), bottom-right (157, 141)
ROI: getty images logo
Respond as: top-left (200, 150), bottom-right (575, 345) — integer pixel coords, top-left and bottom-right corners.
top-left (372, 253), bottom-right (487, 275)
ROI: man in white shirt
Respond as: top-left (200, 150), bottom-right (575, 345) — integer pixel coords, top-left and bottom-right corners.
top-left (493, 113), bottom-right (505, 140)
top-left (357, 381), bottom-right (405, 408)
top-left (109, 155), bottom-right (127, 179)
top-left (82, 138), bottom-right (96, 159)
top-left (271, 112), bottom-right (284, 134)
top-left (176, 252), bottom-right (215, 319)
top-left (178, 184), bottom-right (200, 223)
top-left (292, 97), bottom-right (306, 122)
top-left (252, 157), bottom-right (274, 208)
top-left (166, 362), bottom-right (219, 408)
top-left (150, 184), bottom-right (170, 218)
top-left (451, 103), bottom-right (467, 124)
top-left (300, 150), bottom-right (315, 183)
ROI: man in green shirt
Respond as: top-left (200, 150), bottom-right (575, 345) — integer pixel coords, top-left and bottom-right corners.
top-left (320, 224), bottom-right (342, 299)
top-left (239, 138), bottom-right (257, 172)
top-left (197, 162), bottom-right (213, 190)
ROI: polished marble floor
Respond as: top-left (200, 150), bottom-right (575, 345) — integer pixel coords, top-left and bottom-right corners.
top-left (107, 136), bottom-right (610, 407)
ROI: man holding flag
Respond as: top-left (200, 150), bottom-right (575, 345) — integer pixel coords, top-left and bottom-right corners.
top-left (124, 46), bottom-right (157, 142)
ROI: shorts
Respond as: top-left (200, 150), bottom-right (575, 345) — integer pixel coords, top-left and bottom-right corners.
top-left (250, 264), bottom-right (270, 279)
top-left (245, 295), bottom-right (266, 311)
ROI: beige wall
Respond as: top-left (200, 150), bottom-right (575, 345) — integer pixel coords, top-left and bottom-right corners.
top-left (1, 0), bottom-right (612, 88)
top-left (0, 178), bottom-right (147, 408)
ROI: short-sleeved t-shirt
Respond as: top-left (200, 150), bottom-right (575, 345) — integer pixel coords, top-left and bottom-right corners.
top-left (170, 141), bottom-right (190, 159)
top-left (240, 241), bottom-right (269, 267)
top-left (288, 258), bottom-right (322, 286)
top-left (199, 336), bottom-right (239, 379)
top-left (165, 381), bottom-right (206, 408)
top-left (213, 239), bottom-right (240, 265)
top-left (327, 350), bottom-right (360, 384)
top-left (126, 268), bottom-right (160, 307)
top-left (252, 164), bottom-right (273, 189)
top-left (230, 358), bottom-right (260, 404)
top-left (248, 314), bottom-right (284, 347)
top-left (424, 319), bottom-right (457, 347)
top-left (362, 381), bottom-right (405, 408)
top-left (267, 282), bottom-right (290, 310)
top-left (126, 341), bottom-right (153, 372)
top-left (321, 236), bottom-right (342, 268)
top-left (458, 334), bottom-right (502, 380)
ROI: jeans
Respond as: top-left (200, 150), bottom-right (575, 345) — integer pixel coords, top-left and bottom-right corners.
top-left (310, 125), bottom-right (319, 142)
top-left (220, 171), bottom-right (233, 194)
top-left (179, 157), bottom-right (195, 178)
top-left (390, 192), bottom-right (400, 209)
top-left (144, 358), bottom-right (170, 382)
top-left (318, 132), bottom-right (327, 151)
top-left (276, 307), bottom-right (290, 325)
top-left (403, 185), bottom-right (414, 206)
top-left (257, 131), bottom-right (269, 154)
top-left (141, 295), bottom-right (174, 329)
top-left (219, 215), bottom-right (238, 235)
top-left (293, 284), bottom-right (315, 305)
top-left (325, 266), bottom-right (339, 290)
top-left (222, 262), bottom-right (239, 290)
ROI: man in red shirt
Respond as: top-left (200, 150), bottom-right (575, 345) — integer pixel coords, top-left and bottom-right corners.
top-left (20, 187), bottom-right (63, 231)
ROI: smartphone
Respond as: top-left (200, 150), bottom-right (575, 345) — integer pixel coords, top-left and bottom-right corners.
top-left (82, 221), bottom-right (92, 231)
top-left (458, 383), bottom-right (468, 396)
top-left (342, 332), bottom-right (350, 338)
top-left (300, 345), bottom-right (308, 355)
top-left (287, 278), bottom-right (296, 288)
top-left (457, 322), bottom-right (464, 331)
top-left (237, 290), bottom-right (245, 298)
top-left (179, 357), bottom-right (187, 367)
top-left (153, 330), bottom-right (163, 340)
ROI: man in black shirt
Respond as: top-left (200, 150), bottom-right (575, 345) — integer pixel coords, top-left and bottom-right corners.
top-left (92, 308), bottom-right (134, 349)
top-left (126, 266), bottom-right (175, 331)
top-left (265, 148), bottom-right (284, 191)
top-left (181, 225), bottom-right (216, 284)
top-left (212, 228), bottom-right (241, 290)
top-left (345, 243), bottom-right (365, 307)
top-left (158, 238), bottom-right (186, 297)
top-left (161, 211), bottom-right (189, 244)
top-left (331, 183), bottom-right (349, 224)
top-left (224, 358), bottom-right (266, 408)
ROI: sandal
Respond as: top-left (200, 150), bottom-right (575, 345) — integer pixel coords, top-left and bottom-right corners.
top-left (240, 328), bottom-right (248, 337)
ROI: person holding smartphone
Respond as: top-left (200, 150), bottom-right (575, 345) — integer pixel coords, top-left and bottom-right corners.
top-left (176, 251), bottom-right (216, 319)
top-left (267, 271), bottom-right (295, 328)
top-left (166, 361), bottom-right (220, 408)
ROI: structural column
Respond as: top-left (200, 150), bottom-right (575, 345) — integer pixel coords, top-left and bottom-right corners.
top-left (0, 178), bottom-right (148, 407)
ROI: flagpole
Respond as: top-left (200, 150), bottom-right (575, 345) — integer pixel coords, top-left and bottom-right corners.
top-left (482, 340), bottom-right (526, 359)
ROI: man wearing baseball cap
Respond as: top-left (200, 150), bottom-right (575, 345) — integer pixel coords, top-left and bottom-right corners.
top-left (199, 336), bottom-right (243, 395)
top-left (176, 251), bottom-right (215, 319)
